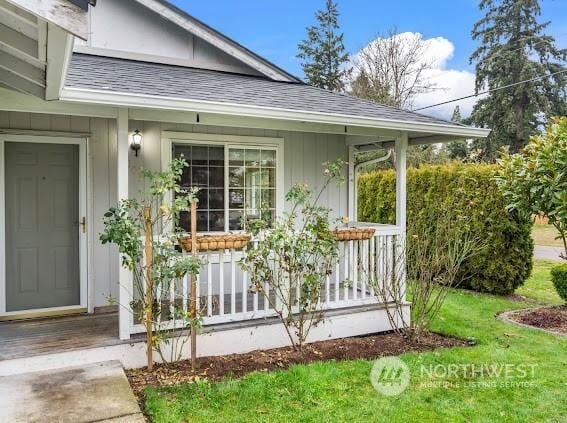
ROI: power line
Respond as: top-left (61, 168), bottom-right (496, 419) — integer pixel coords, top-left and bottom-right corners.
top-left (412, 68), bottom-right (567, 111)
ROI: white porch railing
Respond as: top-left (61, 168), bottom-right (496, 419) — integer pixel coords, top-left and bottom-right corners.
top-left (128, 225), bottom-right (405, 335)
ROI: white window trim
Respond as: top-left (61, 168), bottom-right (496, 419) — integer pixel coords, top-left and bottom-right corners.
top-left (161, 132), bottom-right (284, 233)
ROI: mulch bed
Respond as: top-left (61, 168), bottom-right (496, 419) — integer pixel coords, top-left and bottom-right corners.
top-left (509, 305), bottom-right (567, 335)
top-left (126, 331), bottom-right (465, 403)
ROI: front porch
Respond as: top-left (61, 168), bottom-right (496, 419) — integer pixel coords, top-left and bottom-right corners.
top-left (0, 106), bottom-right (411, 372)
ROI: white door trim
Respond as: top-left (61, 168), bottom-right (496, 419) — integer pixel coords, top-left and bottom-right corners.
top-left (0, 134), bottom-right (89, 315)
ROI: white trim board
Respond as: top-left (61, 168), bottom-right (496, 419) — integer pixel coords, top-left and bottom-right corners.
top-left (0, 134), bottom-right (90, 315)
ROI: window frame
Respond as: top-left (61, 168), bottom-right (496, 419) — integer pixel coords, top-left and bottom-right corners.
top-left (161, 132), bottom-right (284, 234)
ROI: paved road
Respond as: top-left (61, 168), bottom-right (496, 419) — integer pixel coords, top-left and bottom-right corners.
top-left (534, 245), bottom-right (564, 262)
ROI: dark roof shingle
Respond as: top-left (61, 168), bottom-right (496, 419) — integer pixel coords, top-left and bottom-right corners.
top-left (65, 53), bottom-right (460, 127)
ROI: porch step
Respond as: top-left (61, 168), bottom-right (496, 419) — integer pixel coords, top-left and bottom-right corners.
top-left (0, 360), bottom-right (144, 423)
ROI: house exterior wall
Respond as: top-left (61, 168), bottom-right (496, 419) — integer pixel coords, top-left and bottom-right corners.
top-left (0, 111), bottom-right (348, 308)
top-left (74, 0), bottom-right (263, 76)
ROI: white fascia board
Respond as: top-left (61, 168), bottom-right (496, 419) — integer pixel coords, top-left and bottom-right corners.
top-left (60, 87), bottom-right (492, 139)
top-left (45, 24), bottom-right (74, 100)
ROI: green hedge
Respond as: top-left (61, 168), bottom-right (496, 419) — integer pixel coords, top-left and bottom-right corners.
top-left (358, 163), bottom-right (533, 295)
top-left (551, 264), bottom-right (567, 302)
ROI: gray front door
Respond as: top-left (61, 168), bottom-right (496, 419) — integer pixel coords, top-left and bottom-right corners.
top-left (5, 142), bottom-right (80, 312)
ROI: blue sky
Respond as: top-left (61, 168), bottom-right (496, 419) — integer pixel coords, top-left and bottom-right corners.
top-left (170, 0), bottom-right (566, 117)
top-left (172, 0), bottom-right (566, 76)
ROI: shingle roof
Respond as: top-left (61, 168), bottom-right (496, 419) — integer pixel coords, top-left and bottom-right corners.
top-left (65, 53), bottom-right (462, 127)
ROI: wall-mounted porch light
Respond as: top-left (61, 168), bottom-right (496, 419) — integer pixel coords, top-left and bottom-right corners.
top-left (131, 129), bottom-right (142, 156)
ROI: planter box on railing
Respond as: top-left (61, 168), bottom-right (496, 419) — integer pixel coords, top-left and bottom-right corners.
top-left (334, 227), bottom-right (376, 241)
top-left (179, 233), bottom-right (251, 252)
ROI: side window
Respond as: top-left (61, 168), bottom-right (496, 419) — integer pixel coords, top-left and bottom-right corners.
top-left (228, 148), bottom-right (276, 230)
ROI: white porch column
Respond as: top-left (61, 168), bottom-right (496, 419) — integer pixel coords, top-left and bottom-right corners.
top-left (347, 144), bottom-right (356, 221)
top-left (117, 108), bottom-right (132, 340)
top-left (395, 133), bottom-right (408, 304)
top-left (395, 133), bottom-right (408, 230)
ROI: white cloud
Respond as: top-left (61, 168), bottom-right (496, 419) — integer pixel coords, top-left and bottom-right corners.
top-left (413, 35), bottom-right (479, 120)
top-left (352, 32), bottom-right (480, 121)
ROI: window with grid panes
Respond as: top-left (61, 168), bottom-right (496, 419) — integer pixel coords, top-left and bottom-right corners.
top-left (173, 143), bottom-right (277, 232)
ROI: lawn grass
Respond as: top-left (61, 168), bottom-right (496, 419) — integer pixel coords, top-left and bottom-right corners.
top-left (515, 260), bottom-right (564, 305)
top-left (145, 264), bottom-right (567, 422)
top-left (532, 223), bottom-right (564, 247)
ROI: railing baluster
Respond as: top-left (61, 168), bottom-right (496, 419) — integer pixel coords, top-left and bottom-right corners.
top-left (325, 274), bottom-right (330, 304)
top-left (242, 264), bottom-right (248, 314)
top-left (361, 239), bottom-right (367, 299)
top-left (351, 240), bottom-right (357, 300)
top-left (252, 240), bottom-right (259, 313)
top-left (219, 250), bottom-right (225, 315)
top-left (231, 249), bottom-right (236, 315)
top-left (369, 235), bottom-right (375, 296)
top-left (386, 235), bottom-right (392, 302)
top-left (207, 251), bottom-right (212, 316)
top-left (343, 241), bottom-right (349, 301)
top-left (182, 273), bottom-right (188, 313)
top-left (253, 286), bottom-right (259, 313)
top-left (264, 282), bottom-right (270, 312)
top-left (169, 278), bottom-right (175, 322)
top-left (195, 270), bottom-right (200, 316)
top-left (334, 255), bottom-right (340, 303)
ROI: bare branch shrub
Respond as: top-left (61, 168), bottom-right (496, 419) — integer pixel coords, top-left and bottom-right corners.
top-left (371, 211), bottom-right (482, 341)
top-left (348, 28), bottom-right (437, 109)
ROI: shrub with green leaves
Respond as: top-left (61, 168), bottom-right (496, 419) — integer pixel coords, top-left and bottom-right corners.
top-left (358, 163), bottom-right (533, 295)
top-left (496, 117), bottom-right (567, 260)
top-left (551, 264), bottom-right (567, 302)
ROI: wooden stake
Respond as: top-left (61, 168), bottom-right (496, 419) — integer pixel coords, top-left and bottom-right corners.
top-left (190, 201), bottom-right (198, 371)
top-left (143, 205), bottom-right (154, 370)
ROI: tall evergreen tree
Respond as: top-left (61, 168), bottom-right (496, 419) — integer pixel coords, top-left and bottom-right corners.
top-left (297, 0), bottom-right (349, 92)
top-left (451, 105), bottom-right (462, 123)
top-left (446, 106), bottom-right (470, 160)
top-left (469, 0), bottom-right (566, 160)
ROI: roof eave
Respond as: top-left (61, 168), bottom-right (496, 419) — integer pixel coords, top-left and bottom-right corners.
top-left (59, 87), bottom-right (491, 138)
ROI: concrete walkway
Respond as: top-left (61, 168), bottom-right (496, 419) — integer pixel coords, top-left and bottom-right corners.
top-left (0, 361), bottom-right (144, 423)
top-left (534, 245), bottom-right (564, 262)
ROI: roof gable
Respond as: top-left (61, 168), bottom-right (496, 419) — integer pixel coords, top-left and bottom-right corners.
top-left (133, 0), bottom-right (299, 82)
top-left (74, 0), bottom-right (299, 82)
